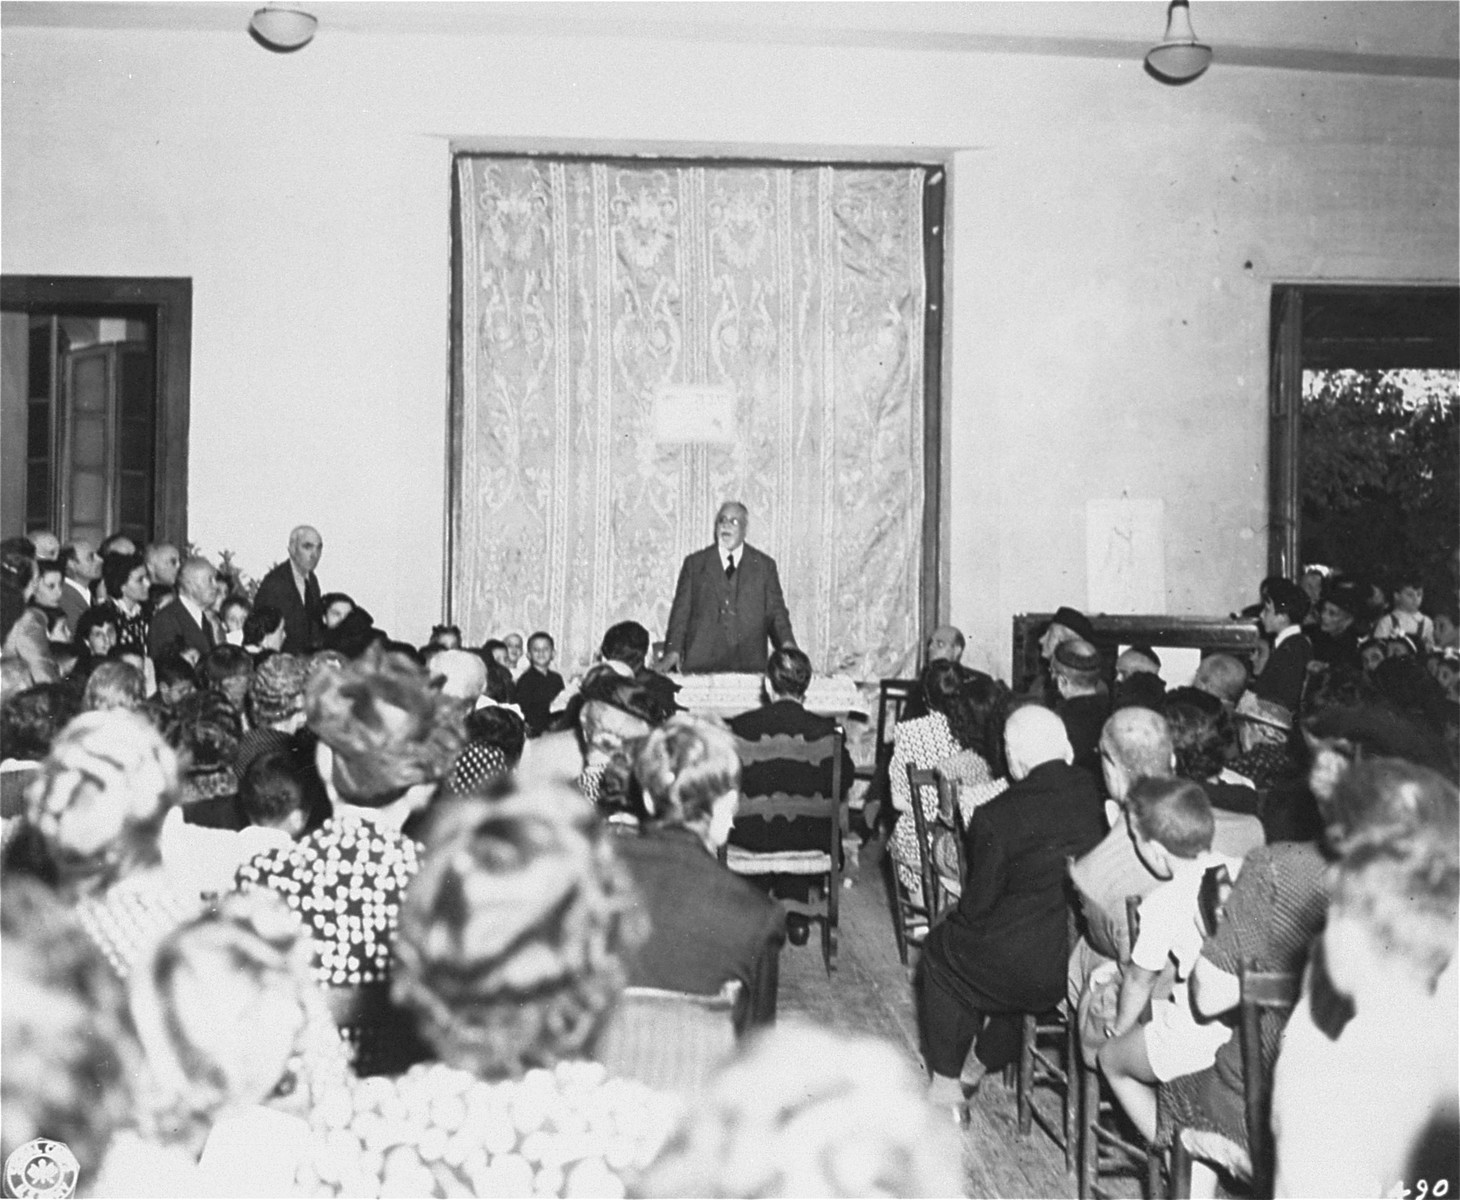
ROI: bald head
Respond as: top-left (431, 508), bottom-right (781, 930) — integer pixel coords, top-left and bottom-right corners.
top-left (1004, 705), bottom-right (1073, 780)
top-left (288, 525), bottom-right (323, 576)
top-left (428, 649), bottom-right (487, 702)
top-left (927, 625), bottom-right (965, 664)
top-left (1099, 706), bottom-right (1175, 800)
top-left (178, 556), bottom-right (218, 606)
top-left (1193, 653), bottom-right (1249, 709)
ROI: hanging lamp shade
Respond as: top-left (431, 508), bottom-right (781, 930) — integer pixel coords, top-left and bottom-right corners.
top-left (249, 5), bottom-right (318, 52)
top-left (1145, 0), bottom-right (1213, 83)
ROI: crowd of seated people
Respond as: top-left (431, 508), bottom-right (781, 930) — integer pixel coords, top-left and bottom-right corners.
top-left (1, 524), bottom-right (973, 1198)
top-left (2, 523), bottom-right (1457, 1198)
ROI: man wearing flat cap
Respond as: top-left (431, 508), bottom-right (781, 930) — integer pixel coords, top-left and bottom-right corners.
top-left (1052, 636), bottom-right (1110, 782)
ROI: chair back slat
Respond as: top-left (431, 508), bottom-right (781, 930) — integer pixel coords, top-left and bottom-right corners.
top-left (905, 765), bottom-right (943, 918)
top-left (737, 732), bottom-right (838, 767)
top-left (597, 979), bottom-right (743, 1093)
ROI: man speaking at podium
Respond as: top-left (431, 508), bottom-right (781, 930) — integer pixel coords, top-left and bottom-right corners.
top-left (663, 501), bottom-right (796, 674)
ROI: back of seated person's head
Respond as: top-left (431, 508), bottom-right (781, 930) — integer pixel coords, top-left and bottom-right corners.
top-left (1325, 821), bottom-right (1458, 999)
top-left (1100, 705), bottom-right (1176, 782)
top-left (237, 748), bottom-right (321, 836)
top-left (201, 643), bottom-right (252, 708)
top-left (380, 639), bottom-right (424, 667)
top-left (306, 642), bottom-right (465, 806)
top-left (577, 664), bottom-right (676, 739)
top-left (465, 704), bottom-right (527, 767)
top-left (247, 651), bottom-right (309, 730)
top-left (1322, 755), bottom-right (1459, 850)
top-left (426, 648), bottom-right (487, 702)
top-left (1371, 655), bottom-right (1449, 735)
top-left (393, 785), bottom-right (646, 1078)
top-left (242, 604), bottom-right (284, 650)
top-left (2, 656), bottom-right (34, 704)
top-left (1003, 703), bottom-right (1073, 779)
top-left (1052, 638), bottom-right (1103, 694)
top-left (1114, 670), bottom-right (1167, 713)
top-left (918, 657), bottom-right (964, 715)
top-left (23, 710), bottom-right (180, 896)
top-left (634, 1022), bottom-right (965, 1199)
top-left (633, 712), bottom-right (740, 838)
top-left (1192, 652), bottom-right (1249, 708)
top-left (961, 669), bottom-right (1013, 773)
top-left (765, 646), bottom-right (812, 699)
top-left (320, 604), bottom-right (379, 658)
top-left (479, 638), bottom-right (507, 665)
top-left (81, 659), bottom-right (147, 714)
top-left (2, 682), bottom-right (79, 761)
top-left (482, 657), bottom-right (515, 703)
top-left (100, 551), bottom-right (144, 603)
top-left (1, 877), bottom-right (143, 1181)
top-left (162, 690), bottom-right (244, 788)
top-left (599, 620), bottom-right (650, 669)
top-left (1162, 686), bottom-right (1232, 781)
top-left (1304, 663), bottom-right (1377, 716)
top-left (1125, 775), bottom-right (1214, 862)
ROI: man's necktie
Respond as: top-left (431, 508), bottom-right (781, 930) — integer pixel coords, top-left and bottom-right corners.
top-left (725, 556), bottom-right (735, 581)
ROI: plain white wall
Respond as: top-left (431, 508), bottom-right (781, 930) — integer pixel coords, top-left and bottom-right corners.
top-left (3, 22), bottom-right (1455, 675)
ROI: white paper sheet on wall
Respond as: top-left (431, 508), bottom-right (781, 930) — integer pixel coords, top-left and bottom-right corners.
top-left (1086, 498), bottom-right (1166, 613)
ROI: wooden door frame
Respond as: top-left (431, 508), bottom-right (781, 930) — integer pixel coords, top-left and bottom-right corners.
top-left (0, 275), bottom-right (191, 546)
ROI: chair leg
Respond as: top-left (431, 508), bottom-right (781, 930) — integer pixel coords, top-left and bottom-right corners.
top-left (1063, 1013), bottom-right (1078, 1173)
top-left (1078, 1057), bottom-right (1099, 1200)
top-left (1017, 1013), bottom-right (1036, 1137)
top-left (1170, 1129), bottom-right (1193, 1199)
top-left (1145, 1144), bottom-right (1163, 1199)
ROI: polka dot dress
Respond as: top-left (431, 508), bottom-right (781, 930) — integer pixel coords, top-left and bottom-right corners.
top-left (445, 742), bottom-right (509, 798)
top-left (294, 1060), bottom-right (680, 1199)
top-left (235, 815), bottom-right (419, 988)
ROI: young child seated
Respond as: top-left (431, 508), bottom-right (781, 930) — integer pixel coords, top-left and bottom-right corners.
top-left (512, 630), bottom-right (565, 737)
top-left (1097, 777), bottom-right (1244, 1142)
top-left (1372, 572), bottom-right (1436, 651)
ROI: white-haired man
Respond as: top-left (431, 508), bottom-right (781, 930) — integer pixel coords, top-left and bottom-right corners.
top-left (253, 525), bottom-right (325, 654)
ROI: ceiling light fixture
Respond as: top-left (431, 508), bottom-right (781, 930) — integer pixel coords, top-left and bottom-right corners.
top-left (249, 5), bottom-right (318, 53)
top-left (1145, 0), bottom-right (1213, 84)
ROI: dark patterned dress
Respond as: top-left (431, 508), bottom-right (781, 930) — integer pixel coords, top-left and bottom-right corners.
top-left (1157, 841), bottom-right (1329, 1154)
top-left (235, 814), bottom-right (423, 1074)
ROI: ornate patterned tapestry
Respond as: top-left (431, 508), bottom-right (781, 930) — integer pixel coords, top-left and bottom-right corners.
top-left (453, 157), bottom-right (927, 678)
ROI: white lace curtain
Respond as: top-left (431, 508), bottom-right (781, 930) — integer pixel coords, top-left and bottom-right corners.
top-left (452, 156), bottom-right (928, 678)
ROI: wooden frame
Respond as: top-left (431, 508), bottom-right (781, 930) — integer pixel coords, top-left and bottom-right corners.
top-left (0, 275), bottom-right (192, 546)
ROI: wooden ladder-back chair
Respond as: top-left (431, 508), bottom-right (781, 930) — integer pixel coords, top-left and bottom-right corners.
top-left (886, 764), bottom-right (943, 968)
top-left (1168, 960), bottom-right (1301, 1199)
top-left (596, 979), bottom-right (742, 1094)
top-left (721, 727), bottom-right (846, 974)
top-left (1078, 894), bottom-right (1164, 1200)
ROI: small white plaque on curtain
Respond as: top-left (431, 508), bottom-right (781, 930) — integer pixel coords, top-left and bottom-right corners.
top-left (653, 384), bottom-right (736, 443)
top-left (1086, 498), bottom-right (1166, 613)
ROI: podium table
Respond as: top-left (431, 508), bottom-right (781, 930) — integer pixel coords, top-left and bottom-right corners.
top-left (667, 673), bottom-right (867, 720)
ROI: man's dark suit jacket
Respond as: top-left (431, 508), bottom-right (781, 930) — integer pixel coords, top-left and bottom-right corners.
top-left (1058, 692), bottom-right (1111, 788)
top-left (253, 560), bottom-right (323, 654)
top-left (612, 824), bottom-right (785, 1033)
top-left (923, 759), bottom-right (1104, 1013)
top-left (147, 598), bottom-right (214, 661)
top-left (1251, 630), bottom-right (1312, 714)
top-left (665, 543), bottom-right (795, 674)
top-left (727, 698), bottom-right (855, 853)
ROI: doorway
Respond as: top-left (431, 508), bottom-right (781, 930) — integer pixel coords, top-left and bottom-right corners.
top-left (1268, 285), bottom-right (1459, 593)
top-left (1, 276), bottom-right (191, 548)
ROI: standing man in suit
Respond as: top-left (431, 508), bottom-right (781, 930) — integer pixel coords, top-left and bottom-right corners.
top-left (58, 539), bottom-right (102, 635)
top-left (253, 525), bottom-right (325, 654)
top-left (664, 501), bottom-right (795, 674)
top-left (1249, 577), bottom-right (1311, 715)
top-left (147, 556), bottom-right (218, 662)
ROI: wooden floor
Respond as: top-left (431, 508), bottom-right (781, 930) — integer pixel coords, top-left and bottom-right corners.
top-left (775, 837), bottom-right (1083, 1200)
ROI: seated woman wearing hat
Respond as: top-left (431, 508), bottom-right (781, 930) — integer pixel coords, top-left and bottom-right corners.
top-left (293, 785), bottom-right (679, 1199)
top-left (234, 644), bottom-right (464, 1075)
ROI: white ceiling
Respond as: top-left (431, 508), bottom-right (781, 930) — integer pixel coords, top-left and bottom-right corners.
top-left (3, 1), bottom-right (1457, 76)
